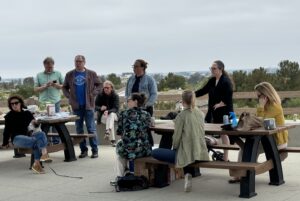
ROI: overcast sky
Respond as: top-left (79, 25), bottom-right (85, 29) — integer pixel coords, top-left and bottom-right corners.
top-left (1, 0), bottom-right (299, 78)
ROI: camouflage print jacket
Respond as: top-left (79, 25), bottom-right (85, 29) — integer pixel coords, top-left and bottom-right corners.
top-left (116, 107), bottom-right (152, 159)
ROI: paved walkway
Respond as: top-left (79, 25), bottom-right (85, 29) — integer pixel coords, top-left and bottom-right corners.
top-left (1, 145), bottom-right (300, 201)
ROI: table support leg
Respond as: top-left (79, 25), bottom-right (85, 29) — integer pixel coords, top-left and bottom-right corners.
top-left (54, 124), bottom-right (77, 162)
top-left (261, 135), bottom-right (284, 185)
top-left (239, 136), bottom-right (260, 198)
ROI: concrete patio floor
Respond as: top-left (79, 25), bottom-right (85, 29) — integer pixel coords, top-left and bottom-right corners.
top-left (1, 145), bottom-right (300, 201)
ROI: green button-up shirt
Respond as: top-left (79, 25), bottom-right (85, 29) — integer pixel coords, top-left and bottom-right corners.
top-left (34, 70), bottom-right (64, 104)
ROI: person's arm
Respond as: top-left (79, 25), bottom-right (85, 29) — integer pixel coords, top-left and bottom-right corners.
top-left (34, 75), bottom-right (51, 93)
top-left (52, 73), bottom-right (63, 89)
top-left (2, 128), bottom-right (10, 147)
top-left (195, 78), bottom-right (212, 97)
top-left (92, 72), bottom-right (101, 97)
top-left (62, 73), bottom-right (71, 99)
top-left (125, 77), bottom-right (131, 101)
top-left (256, 96), bottom-right (268, 117)
top-left (94, 93), bottom-right (102, 112)
top-left (219, 77), bottom-right (233, 108)
top-left (145, 76), bottom-right (157, 107)
top-left (2, 117), bottom-right (11, 147)
top-left (116, 112), bottom-right (124, 136)
top-left (172, 115), bottom-right (184, 149)
top-left (108, 94), bottom-right (119, 114)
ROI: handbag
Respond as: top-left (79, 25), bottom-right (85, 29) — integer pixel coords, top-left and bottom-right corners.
top-left (236, 112), bottom-right (263, 131)
top-left (115, 173), bottom-right (149, 192)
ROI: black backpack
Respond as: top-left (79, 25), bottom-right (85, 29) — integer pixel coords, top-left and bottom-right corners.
top-left (115, 173), bottom-right (149, 192)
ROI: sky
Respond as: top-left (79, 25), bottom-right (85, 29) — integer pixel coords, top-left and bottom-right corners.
top-left (1, 0), bottom-right (300, 78)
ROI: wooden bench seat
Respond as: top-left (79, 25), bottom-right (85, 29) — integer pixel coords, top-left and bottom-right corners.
top-left (279, 147), bottom-right (300, 153)
top-left (134, 156), bottom-right (274, 185)
top-left (47, 133), bottom-right (96, 145)
top-left (209, 144), bottom-right (240, 150)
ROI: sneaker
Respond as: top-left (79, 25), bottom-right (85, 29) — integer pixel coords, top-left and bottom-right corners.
top-left (91, 152), bottom-right (98, 158)
top-left (32, 162), bottom-right (45, 174)
top-left (184, 173), bottom-right (192, 192)
top-left (40, 154), bottom-right (52, 163)
top-left (79, 151), bottom-right (88, 158)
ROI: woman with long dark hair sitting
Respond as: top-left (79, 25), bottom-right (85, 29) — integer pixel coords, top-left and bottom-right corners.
top-left (1, 95), bottom-right (52, 174)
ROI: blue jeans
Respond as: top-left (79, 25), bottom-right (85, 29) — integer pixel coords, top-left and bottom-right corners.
top-left (152, 148), bottom-right (176, 164)
top-left (152, 148), bottom-right (194, 174)
top-left (74, 107), bottom-right (98, 153)
top-left (13, 132), bottom-right (48, 160)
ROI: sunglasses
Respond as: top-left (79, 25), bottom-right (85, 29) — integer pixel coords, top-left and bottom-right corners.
top-left (10, 101), bottom-right (20, 106)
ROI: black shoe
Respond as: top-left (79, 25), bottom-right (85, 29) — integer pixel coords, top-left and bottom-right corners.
top-left (13, 154), bottom-right (26, 158)
top-left (91, 152), bottom-right (98, 158)
top-left (79, 151), bottom-right (88, 158)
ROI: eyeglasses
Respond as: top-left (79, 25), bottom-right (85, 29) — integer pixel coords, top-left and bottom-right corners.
top-left (132, 65), bottom-right (141, 68)
top-left (209, 67), bottom-right (218, 71)
top-left (75, 60), bottom-right (84, 63)
top-left (10, 101), bottom-right (20, 106)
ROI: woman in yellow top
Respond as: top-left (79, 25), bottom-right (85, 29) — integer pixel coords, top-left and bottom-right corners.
top-left (255, 81), bottom-right (288, 149)
top-left (229, 82), bottom-right (288, 183)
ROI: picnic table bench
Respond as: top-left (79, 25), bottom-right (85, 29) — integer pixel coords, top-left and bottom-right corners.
top-left (150, 122), bottom-right (296, 198)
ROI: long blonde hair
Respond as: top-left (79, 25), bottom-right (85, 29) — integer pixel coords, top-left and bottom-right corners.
top-left (254, 82), bottom-right (281, 106)
top-left (182, 90), bottom-right (196, 109)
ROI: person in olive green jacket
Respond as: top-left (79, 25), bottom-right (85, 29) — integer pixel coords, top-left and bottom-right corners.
top-left (152, 90), bottom-right (210, 192)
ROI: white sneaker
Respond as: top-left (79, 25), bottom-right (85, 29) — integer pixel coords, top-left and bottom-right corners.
top-left (184, 173), bottom-right (192, 192)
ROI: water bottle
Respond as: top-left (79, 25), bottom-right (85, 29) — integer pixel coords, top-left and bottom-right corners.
top-left (229, 112), bottom-right (238, 128)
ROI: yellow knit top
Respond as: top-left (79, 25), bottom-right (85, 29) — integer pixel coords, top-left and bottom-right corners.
top-left (256, 103), bottom-right (288, 145)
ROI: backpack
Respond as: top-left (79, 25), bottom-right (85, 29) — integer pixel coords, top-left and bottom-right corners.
top-left (115, 173), bottom-right (149, 192)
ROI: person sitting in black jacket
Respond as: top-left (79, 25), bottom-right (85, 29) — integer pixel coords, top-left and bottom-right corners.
top-left (1, 95), bottom-right (52, 174)
top-left (95, 80), bottom-right (119, 146)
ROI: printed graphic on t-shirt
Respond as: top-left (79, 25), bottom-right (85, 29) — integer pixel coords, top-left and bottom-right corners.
top-left (74, 75), bottom-right (86, 86)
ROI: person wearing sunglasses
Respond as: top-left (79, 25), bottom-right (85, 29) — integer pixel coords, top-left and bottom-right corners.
top-left (1, 95), bottom-right (51, 174)
top-left (95, 80), bottom-right (119, 146)
top-left (195, 60), bottom-right (234, 162)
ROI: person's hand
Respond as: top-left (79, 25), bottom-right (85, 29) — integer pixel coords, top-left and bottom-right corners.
top-left (213, 101), bottom-right (226, 110)
top-left (100, 106), bottom-right (107, 111)
top-left (258, 96), bottom-right (268, 107)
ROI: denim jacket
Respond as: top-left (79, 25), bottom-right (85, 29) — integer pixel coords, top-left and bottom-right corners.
top-left (125, 74), bottom-right (157, 107)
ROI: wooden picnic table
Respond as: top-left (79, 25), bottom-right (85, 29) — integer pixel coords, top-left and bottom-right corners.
top-left (150, 122), bottom-right (296, 198)
top-left (36, 115), bottom-right (79, 162)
